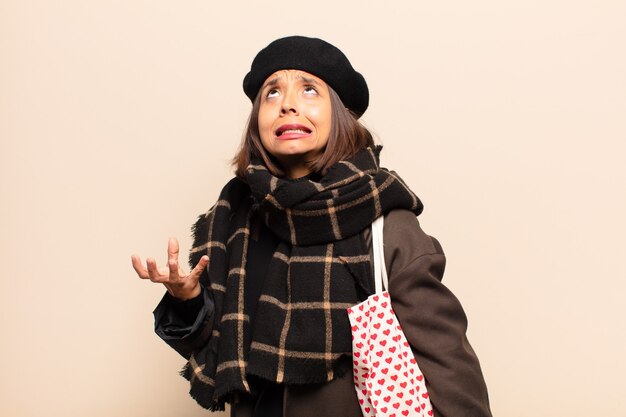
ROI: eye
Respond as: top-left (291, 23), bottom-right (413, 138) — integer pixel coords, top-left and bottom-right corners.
top-left (266, 88), bottom-right (280, 98)
top-left (303, 85), bottom-right (318, 95)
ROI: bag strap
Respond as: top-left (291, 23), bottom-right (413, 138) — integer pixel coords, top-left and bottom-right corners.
top-left (372, 215), bottom-right (388, 293)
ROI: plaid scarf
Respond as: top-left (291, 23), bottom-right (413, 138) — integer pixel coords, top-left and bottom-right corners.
top-left (182, 147), bottom-right (422, 410)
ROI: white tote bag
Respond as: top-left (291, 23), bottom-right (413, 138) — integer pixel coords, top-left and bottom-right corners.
top-left (347, 216), bottom-right (434, 417)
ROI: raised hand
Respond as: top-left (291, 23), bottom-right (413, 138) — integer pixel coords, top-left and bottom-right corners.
top-left (131, 237), bottom-right (208, 300)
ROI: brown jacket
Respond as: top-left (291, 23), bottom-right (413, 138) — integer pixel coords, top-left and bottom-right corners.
top-left (155, 209), bottom-right (492, 417)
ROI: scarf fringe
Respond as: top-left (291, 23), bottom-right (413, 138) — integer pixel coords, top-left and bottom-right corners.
top-left (180, 362), bottom-right (227, 411)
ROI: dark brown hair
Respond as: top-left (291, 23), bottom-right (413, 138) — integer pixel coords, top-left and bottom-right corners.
top-left (232, 86), bottom-right (375, 178)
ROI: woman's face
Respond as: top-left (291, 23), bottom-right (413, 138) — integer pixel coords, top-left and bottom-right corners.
top-left (257, 69), bottom-right (332, 179)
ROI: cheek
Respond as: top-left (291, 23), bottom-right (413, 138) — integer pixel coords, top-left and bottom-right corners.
top-left (257, 109), bottom-right (274, 144)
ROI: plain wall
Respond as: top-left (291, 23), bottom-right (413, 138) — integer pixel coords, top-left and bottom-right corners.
top-left (1, 1), bottom-right (625, 416)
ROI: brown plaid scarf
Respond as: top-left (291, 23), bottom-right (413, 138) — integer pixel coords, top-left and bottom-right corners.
top-left (182, 146), bottom-right (422, 410)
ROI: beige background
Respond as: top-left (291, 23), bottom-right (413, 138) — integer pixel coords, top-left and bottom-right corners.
top-left (1, 0), bottom-right (625, 416)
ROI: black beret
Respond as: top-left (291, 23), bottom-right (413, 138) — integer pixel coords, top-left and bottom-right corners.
top-left (243, 36), bottom-right (369, 118)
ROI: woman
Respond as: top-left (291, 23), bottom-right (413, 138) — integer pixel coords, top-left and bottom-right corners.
top-left (131, 36), bottom-right (492, 417)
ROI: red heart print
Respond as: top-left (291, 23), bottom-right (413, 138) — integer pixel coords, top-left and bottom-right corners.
top-left (382, 368), bottom-right (389, 375)
top-left (381, 302), bottom-right (388, 308)
top-left (387, 384), bottom-right (395, 391)
top-left (381, 407), bottom-right (388, 413)
top-left (389, 346), bottom-right (397, 353)
top-left (377, 312), bottom-right (385, 319)
top-left (375, 389), bottom-right (382, 396)
top-left (422, 393), bottom-right (429, 399)
top-left (383, 329), bottom-right (391, 336)
top-left (370, 306), bottom-right (377, 312)
top-left (353, 360), bottom-right (358, 366)
top-left (403, 341), bottom-right (409, 347)
top-left (361, 389), bottom-right (367, 395)
top-left (385, 357), bottom-right (393, 364)
top-left (377, 378), bottom-right (385, 385)
top-left (365, 310), bottom-right (370, 317)
top-left (376, 351), bottom-right (383, 357)
top-left (394, 364), bottom-right (402, 371)
top-left (428, 411), bottom-right (433, 416)
top-left (392, 402), bottom-right (400, 409)
top-left (356, 316), bottom-right (362, 322)
top-left (373, 361), bottom-right (380, 368)
top-left (354, 352), bottom-right (360, 358)
top-left (373, 323), bottom-right (381, 329)
top-left (383, 292), bottom-right (389, 298)
top-left (360, 332), bottom-right (366, 339)
top-left (400, 382), bottom-right (407, 388)
top-left (396, 392), bottom-right (404, 399)
top-left (416, 374), bottom-right (423, 381)
top-left (402, 411), bottom-right (409, 416)
top-left (371, 334), bottom-right (378, 340)
top-left (405, 399), bottom-right (413, 406)
top-left (386, 318), bottom-right (393, 325)
top-left (421, 403), bottom-right (426, 409)
top-left (364, 407), bottom-right (370, 413)
top-left (409, 388), bottom-right (415, 395)
top-left (410, 358), bottom-right (417, 365)
top-left (356, 342), bottom-right (363, 349)
top-left (380, 340), bottom-right (387, 346)
top-left (391, 375), bottom-right (398, 381)
top-left (351, 325), bottom-right (358, 331)
top-left (359, 304), bottom-right (364, 311)
top-left (347, 308), bottom-right (353, 314)
top-left (373, 295), bottom-right (379, 302)
top-left (383, 396), bottom-right (391, 403)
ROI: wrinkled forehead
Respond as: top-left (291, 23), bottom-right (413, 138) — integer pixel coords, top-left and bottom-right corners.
top-left (261, 69), bottom-right (327, 89)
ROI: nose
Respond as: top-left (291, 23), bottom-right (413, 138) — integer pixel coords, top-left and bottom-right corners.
top-left (280, 89), bottom-right (298, 115)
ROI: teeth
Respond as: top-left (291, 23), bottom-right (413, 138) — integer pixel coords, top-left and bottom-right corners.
top-left (278, 129), bottom-right (309, 136)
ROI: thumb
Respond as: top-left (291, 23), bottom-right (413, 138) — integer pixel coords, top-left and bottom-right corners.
top-left (189, 255), bottom-right (209, 280)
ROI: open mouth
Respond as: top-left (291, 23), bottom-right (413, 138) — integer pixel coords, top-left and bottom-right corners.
top-left (275, 124), bottom-right (312, 137)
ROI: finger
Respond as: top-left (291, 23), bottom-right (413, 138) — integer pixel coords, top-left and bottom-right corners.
top-left (167, 237), bottom-right (179, 263)
top-left (168, 256), bottom-right (181, 282)
top-left (189, 255), bottom-right (209, 281)
top-left (131, 254), bottom-right (150, 279)
top-left (146, 257), bottom-right (168, 283)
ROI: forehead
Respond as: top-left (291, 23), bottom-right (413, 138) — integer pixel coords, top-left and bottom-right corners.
top-left (262, 69), bottom-right (327, 87)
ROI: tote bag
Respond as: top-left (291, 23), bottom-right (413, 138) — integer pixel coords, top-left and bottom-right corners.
top-left (347, 216), bottom-right (434, 417)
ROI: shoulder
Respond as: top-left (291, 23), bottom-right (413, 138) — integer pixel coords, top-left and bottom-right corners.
top-left (381, 209), bottom-right (445, 278)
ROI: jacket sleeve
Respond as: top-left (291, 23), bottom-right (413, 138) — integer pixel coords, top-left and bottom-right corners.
top-left (153, 287), bottom-right (215, 359)
top-left (383, 209), bottom-right (492, 417)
